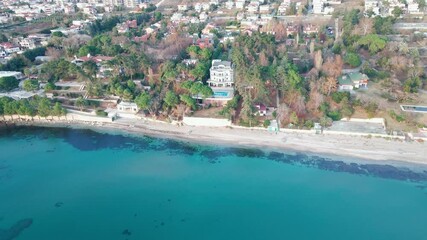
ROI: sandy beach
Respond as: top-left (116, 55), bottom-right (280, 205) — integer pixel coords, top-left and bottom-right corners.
top-left (2, 117), bottom-right (426, 166)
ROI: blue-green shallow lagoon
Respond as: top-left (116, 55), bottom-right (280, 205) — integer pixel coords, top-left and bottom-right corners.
top-left (1, 127), bottom-right (427, 240)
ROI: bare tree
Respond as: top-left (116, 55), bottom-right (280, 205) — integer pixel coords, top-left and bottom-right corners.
top-left (45, 47), bottom-right (62, 60)
top-left (353, 18), bottom-right (373, 36)
top-left (314, 50), bottom-right (323, 70)
top-left (306, 81), bottom-right (324, 114)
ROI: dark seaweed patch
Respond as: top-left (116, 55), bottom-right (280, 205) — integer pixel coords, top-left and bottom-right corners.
top-left (160, 139), bottom-right (199, 156)
top-left (359, 164), bottom-right (427, 182)
top-left (4, 126), bottom-right (427, 182)
top-left (226, 147), bottom-right (265, 158)
top-left (0, 218), bottom-right (32, 240)
top-left (0, 126), bottom-right (152, 152)
top-left (199, 149), bottom-right (227, 160)
top-left (264, 151), bottom-right (427, 182)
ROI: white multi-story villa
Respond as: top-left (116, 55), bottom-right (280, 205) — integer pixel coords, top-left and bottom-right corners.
top-left (208, 60), bottom-right (234, 88)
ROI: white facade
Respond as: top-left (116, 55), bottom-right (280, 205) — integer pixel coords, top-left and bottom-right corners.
top-left (0, 71), bottom-right (25, 80)
top-left (235, 0), bottom-right (245, 9)
top-left (313, 0), bottom-right (325, 14)
top-left (178, 4), bottom-right (188, 11)
top-left (408, 0), bottom-right (422, 14)
top-left (365, 0), bottom-right (380, 15)
top-left (117, 101), bottom-right (139, 113)
top-left (208, 60), bottom-right (234, 88)
top-left (226, 1), bottom-right (234, 9)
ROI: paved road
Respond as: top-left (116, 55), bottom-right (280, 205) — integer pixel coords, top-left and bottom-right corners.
top-left (393, 22), bottom-right (427, 30)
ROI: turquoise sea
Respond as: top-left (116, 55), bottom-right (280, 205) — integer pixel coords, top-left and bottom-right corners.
top-left (1, 126), bottom-right (427, 240)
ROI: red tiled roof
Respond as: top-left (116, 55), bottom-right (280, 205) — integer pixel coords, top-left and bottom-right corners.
top-left (0, 42), bottom-right (16, 48)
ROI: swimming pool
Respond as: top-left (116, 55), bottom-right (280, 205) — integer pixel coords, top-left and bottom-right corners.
top-left (400, 105), bottom-right (427, 113)
top-left (214, 91), bottom-right (230, 97)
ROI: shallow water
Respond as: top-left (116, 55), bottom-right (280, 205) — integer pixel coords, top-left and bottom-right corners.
top-left (0, 126), bottom-right (427, 240)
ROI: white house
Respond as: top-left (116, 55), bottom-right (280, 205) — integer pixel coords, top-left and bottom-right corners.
top-left (208, 60), bottom-right (234, 88)
top-left (365, 0), bottom-right (380, 15)
top-left (236, 0), bottom-right (245, 9)
top-left (178, 4), bottom-right (188, 11)
top-left (259, 4), bottom-right (270, 13)
top-left (226, 1), bottom-right (234, 9)
top-left (117, 101), bottom-right (139, 113)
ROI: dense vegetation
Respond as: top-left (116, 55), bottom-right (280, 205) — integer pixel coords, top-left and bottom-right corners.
top-left (0, 96), bottom-right (66, 117)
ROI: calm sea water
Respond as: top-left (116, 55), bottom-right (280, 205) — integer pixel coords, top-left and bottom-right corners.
top-left (1, 126), bottom-right (427, 240)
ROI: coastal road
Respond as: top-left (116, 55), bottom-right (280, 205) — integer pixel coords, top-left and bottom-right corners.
top-left (212, 15), bottom-right (332, 22)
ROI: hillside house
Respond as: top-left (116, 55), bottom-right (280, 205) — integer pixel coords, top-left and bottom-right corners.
top-left (338, 72), bottom-right (369, 91)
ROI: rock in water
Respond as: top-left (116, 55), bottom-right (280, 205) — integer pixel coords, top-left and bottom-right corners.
top-left (122, 229), bottom-right (131, 236)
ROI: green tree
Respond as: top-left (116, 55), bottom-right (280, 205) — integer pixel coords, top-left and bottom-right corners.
top-left (135, 92), bottom-right (151, 110)
top-left (51, 31), bottom-right (64, 38)
top-left (287, 67), bottom-right (303, 90)
top-left (186, 45), bottom-right (200, 59)
top-left (78, 45), bottom-right (100, 57)
top-left (0, 33), bottom-right (8, 42)
top-left (0, 77), bottom-right (19, 91)
top-left (17, 100), bottom-right (35, 116)
top-left (154, 12), bottom-right (162, 21)
top-left (344, 52), bottom-right (362, 67)
top-left (82, 60), bottom-right (98, 80)
top-left (358, 34), bottom-right (387, 54)
top-left (403, 77), bottom-right (422, 93)
top-left (373, 16), bottom-right (394, 34)
top-left (75, 97), bottom-right (87, 111)
top-left (23, 47), bottom-right (46, 62)
top-left (37, 97), bottom-right (51, 117)
top-left (417, 0), bottom-right (426, 9)
top-left (180, 94), bottom-right (197, 110)
top-left (392, 7), bottom-right (403, 18)
top-left (52, 102), bottom-right (66, 116)
top-left (44, 82), bottom-right (56, 91)
top-left (164, 91), bottom-right (179, 109)
top-left (22, 79), bottom-right (39, 92)
top-left (190, 62), bottom-right (209, 81)
top-left (199, 48), bottom-right (213, 60)
top-left (340, 97), bottom-right (354, 118)
top-left (290, 112), bottom-right (299, 125)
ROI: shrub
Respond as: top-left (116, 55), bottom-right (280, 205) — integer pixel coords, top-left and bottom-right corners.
top-left (332, 43), bottom-right (342, 54)
top-left (331, 91), bottom-right (350, 103)
top-left (304, 120), bottom-right (314, 129)
top-left (388, 110), bottom-right (406, 122)
top-left (96, 109), bottom-right (108, 117)
top-left (263, 119), bottom-right (271, 128)
top-left (364, 102), bottom-right (378, 118)
top-left (0, 76), bottom-right (18, 91)
top-left (327, 110), bottom-right (342, 121)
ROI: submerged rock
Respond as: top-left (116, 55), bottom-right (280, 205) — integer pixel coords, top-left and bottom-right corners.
top-left (122, 229), bottom-right (131, 236)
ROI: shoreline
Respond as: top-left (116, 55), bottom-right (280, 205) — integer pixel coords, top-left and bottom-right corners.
top-left (1, 118), bottom-right (426, 168)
